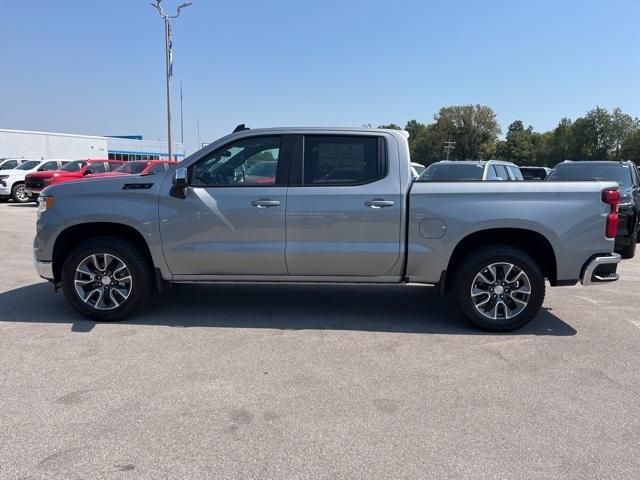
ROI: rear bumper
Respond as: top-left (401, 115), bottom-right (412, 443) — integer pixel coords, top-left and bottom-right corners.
top-left (580, 253), bottom-right (621, 286)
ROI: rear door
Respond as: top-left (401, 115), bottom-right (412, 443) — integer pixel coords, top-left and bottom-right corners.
top-left (285, 134), bottom-right (403, 277)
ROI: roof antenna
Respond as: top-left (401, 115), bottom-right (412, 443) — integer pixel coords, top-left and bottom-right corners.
top-left (233, 124), bottom-right (249, 133)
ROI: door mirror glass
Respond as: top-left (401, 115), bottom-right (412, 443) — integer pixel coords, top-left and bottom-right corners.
top-left (83, 169), bottom-right (93, 176)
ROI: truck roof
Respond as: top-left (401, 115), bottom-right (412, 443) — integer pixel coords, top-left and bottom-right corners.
top-left (227, 126), bottom-right (408, 134)
top-left (432, 159), bottom-right (518, 167)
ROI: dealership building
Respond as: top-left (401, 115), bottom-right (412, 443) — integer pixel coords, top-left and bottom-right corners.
top-left (0, 129), bottom-right (185, 162)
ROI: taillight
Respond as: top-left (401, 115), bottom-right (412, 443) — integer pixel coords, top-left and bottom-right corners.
top-left (602, 189), bottom-right (620, 238)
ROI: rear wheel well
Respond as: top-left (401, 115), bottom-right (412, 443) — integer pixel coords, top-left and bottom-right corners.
top-left (52, 223), bottom-right (154, 284)
top-left (445, 228), bottom-right (557, 288)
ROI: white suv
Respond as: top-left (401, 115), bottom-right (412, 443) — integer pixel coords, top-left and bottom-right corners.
top-left (0, 159), bottom-right (70, 203)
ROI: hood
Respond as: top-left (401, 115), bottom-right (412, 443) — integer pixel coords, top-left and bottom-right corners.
top-left (26, 170), bottom-right (64, 180)
top-left (42, 172), bottom-right (165, 198)
top-left (0, 168), bottom-right (31, 177)
top-left (55, 170), bottom-right (84, 178)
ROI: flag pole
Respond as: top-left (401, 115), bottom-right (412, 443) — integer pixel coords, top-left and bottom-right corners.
top-left (151, 1), bottom-right (192, 161)
top-left (164, 17), bottom-right (173, 161)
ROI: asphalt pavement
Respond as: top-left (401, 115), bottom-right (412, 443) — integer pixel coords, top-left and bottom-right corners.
top-left (0, 202), bottom-right (638, 479)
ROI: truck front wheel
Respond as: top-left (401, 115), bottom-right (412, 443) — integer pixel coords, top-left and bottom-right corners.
top-left (452, 245), bottom-right (545, 332)
top-left (61, 237), bottom-right (153, 321)
top-left (11, 183), bottom-right (29, 203)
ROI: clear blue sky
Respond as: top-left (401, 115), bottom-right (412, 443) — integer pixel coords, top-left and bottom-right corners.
top-left (2, 0), bottom-right (639, 153)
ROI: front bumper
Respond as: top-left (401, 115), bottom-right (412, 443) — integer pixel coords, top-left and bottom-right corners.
top-left (0, 185), bottom-right (10, 196)
top-left (580, 253), bottom-right (621, 286)
top-left (35, 260), bottom-right (54, 281)
top-left (25, 188), bottom-right (41, 199)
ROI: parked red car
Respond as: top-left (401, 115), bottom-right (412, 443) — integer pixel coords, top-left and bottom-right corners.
top-left (25, 159), bottom-right (123, 199)
top-left (87, 160), bottom-right (174, 179)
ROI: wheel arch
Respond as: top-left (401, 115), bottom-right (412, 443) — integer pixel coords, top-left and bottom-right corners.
top-left (445, 228), bottom-right (558, 289)
top-left (52, 222), bottom-right (155, 284)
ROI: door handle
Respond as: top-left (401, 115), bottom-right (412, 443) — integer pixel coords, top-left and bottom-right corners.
top-left (365, 199), bottom-right (395, 209)
top-left (251, 199), bottom-right (281, 208)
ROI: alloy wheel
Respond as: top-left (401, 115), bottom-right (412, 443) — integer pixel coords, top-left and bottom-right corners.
top-left (470, 262), bottom-right (532, 320)
top-left (14, 185), bottom-right (28, 202)
top-left (74, 253), bottom-right (133, 310)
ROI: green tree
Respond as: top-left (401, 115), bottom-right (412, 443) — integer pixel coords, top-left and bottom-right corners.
top-left (404, 119), bottom-right (428, 141)
top-left (610, 108), bottom-right (638, 160)
top-left (433, 105), bottom-right (501, 160)
top-left (622, 130), bottom-right (640, 163)
top-left (584, 106), bottom-right (613, 159)
top-left (502, 120), bottom-right (535, 165)
top-left (377, 123), bottom-right (402, 130)
top-left (410, 124), bottom-right (441, 165)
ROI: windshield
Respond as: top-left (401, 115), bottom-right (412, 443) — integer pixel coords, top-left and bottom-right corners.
top-left (548, 163), bottom-right (633, 186)
top-left (419, 163), bottom-right (484, 181)
top-left (59, 161), bottom-right (87, 172)
top-left (115, 162), bottom-right (147, 174)
top-left (16, 161), bottom-right (40, 170)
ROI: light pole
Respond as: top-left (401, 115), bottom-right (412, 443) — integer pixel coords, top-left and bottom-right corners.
top-left (151, 0), bottom-right (192, 161)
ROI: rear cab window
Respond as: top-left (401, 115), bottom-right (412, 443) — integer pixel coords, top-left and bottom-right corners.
top-left (417, 163), bottom-right (484, 181)
top-left (548, 163), bottom-right (633, 187)
top-left (507, 166), bottom-right (524, 181)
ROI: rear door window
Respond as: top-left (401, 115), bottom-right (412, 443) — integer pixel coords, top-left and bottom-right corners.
top-left (89, 163), bottom-right (107, 174)
top-left (39, 161), bottom-right (61, 172)
top-left (106, 162), bottom-right (122, 172)
top-left (494, 165), bottom-right (510, 181)
top-left (302, 136), bottom-right (384, 186)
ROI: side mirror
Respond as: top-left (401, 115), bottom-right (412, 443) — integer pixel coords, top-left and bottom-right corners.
top-left (170, 167), bottom-right (188, 199)
top-left (83, 169), bottom-right (93, 176)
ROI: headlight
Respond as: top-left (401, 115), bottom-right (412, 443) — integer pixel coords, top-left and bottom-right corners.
top-left (37, 196), bottom-right (55, 218)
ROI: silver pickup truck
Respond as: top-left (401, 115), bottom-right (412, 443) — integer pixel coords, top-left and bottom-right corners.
top-left (34, 127), bottom-right (622, 331)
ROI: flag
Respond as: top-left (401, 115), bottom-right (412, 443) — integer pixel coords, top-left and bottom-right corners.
top-left (168, 23), bottom-right (173, 77)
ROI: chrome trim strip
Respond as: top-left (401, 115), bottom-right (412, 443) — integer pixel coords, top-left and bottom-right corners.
top-left (581, 253), bottom-right (621, 286)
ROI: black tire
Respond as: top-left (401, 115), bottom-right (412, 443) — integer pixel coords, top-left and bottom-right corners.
top-left (11, 183), bottom-right (29, 203)
top-left (452, 245), bottom-right (545, 332)
top-left (61, 236), bottom-right (153, 321)
top-left (620, 234), bottom-right (637, 259)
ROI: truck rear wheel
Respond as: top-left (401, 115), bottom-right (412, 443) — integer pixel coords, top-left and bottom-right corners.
top-left (61, 237), bottom-right (153, 321)
top-left (452, 245), bottom-right (545, 332)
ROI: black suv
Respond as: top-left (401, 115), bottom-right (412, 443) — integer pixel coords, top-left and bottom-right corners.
top-left (548, 161), bottom-right (640, 259)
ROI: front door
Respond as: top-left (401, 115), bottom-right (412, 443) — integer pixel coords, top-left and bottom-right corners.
top-left (285, 134), bottom-right (403, 277)
top-left (159, 135), bottom-right (290, 276)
